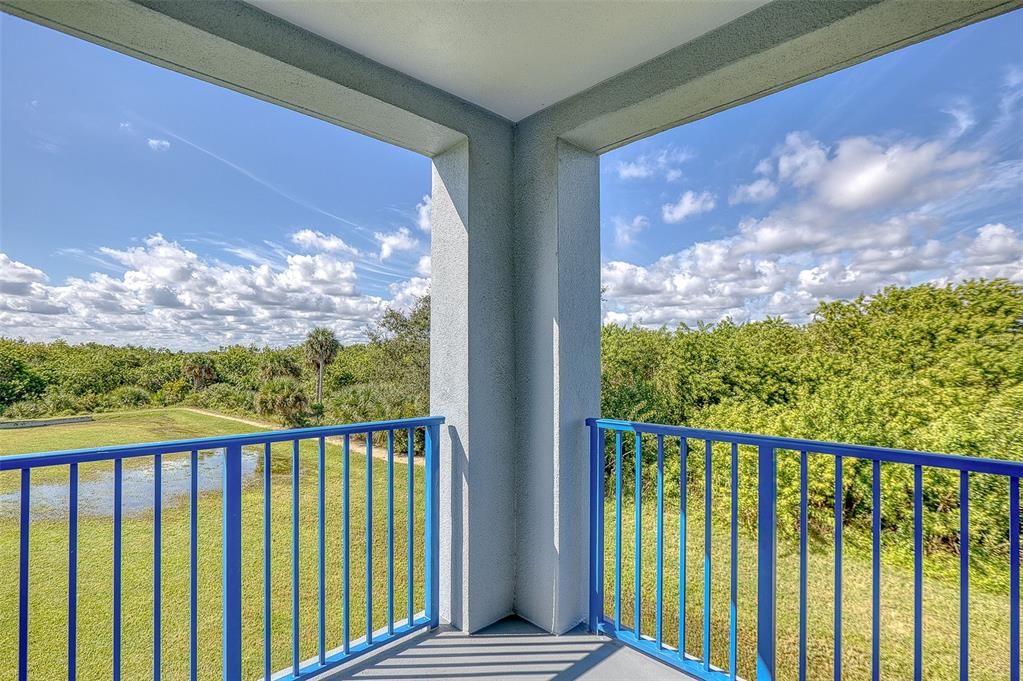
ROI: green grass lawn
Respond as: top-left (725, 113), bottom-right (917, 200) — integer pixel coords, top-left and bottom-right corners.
top-left (0, 409), bottom-right (426, 680)
top-left (609, 498), bottom-right (1018, 681)
top-left (2, 409), bottom-right (1018, 680)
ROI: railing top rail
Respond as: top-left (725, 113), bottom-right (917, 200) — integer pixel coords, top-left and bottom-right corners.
top-left (587, 417), bottom-right (1023, 477)
top-left (0, 416), bottom-right (445, 470)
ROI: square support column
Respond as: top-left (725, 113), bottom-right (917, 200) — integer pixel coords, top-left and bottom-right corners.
top-left (513, 134), bottom-right (602, 633)
top-left (431, 137), bottom-right (517, 632)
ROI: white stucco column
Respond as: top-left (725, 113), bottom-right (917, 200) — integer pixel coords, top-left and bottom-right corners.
top-left (431, 137), bottom-right (518, 633)
top-left (512, 134), bottom-right (602, 633)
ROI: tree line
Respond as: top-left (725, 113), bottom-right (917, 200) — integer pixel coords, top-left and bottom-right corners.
top-left (2, 280), bottom-right (1021, 565)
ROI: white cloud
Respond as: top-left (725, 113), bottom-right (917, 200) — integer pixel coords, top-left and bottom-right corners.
top-left (388, 276), bottom-right (431, 310)
top-left (416, 255), bottom-right (432, 276)
top-left (0, 236), bottom-right (430, 348)
top-left (775, 132), bottom-right (828, 187)
top-left (290, 229), bottom-right (360, 256)
top-left (415, 195), bottom-right (432, 232)
top-left (119, 122), bottom-right (133, 132)
top-left (661, 191), bottom-right (716, 224)
top-left (615, 146), bottom-right (693, 181)
top-left (952, 223), bottom-right (1023, 283)
top-left (942, 100), bottom-right (976, 139)
top-left (812, 137), bottom-right (984, 211)
top-left (612, 215), bottom-right (650, 246)
top-left (730, 177), bottom-right (778, 204)
top-left (374, 227), bottom-right (418, 260)
top-left (147, 138), bottom-right (171, 152)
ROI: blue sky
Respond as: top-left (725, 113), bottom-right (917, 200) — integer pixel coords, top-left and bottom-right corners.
top-left (1, 10), bottom-right (1021, 348)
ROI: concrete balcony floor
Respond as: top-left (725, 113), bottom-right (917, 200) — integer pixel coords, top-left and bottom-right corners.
top-left (320, 616), bottom-right (695, 681)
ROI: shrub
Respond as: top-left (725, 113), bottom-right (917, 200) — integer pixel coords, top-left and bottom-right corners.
top-left (0, 349), bottom-right (46, 409)
top-left (255, 378), bottom-right (309, 427)
top-left (104, 385), bottom-right (152, 409)
top-left (184, 383), bottom-right (255, 413)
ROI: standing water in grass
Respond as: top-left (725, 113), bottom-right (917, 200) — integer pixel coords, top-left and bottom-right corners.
top-left (0, 447), bottom-right (260, 521)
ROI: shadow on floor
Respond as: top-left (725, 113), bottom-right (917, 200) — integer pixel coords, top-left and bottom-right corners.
top-left (322, 616), bottom-right (693, 681)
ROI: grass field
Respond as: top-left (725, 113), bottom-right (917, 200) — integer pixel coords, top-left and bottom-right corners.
top-left (0, 409), bottom-right (426, 680)
top-left (1, 409), bottom-right (1018, 680)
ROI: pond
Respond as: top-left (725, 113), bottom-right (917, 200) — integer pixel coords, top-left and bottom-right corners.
top-left (0, 448), bottom-right (261, 521)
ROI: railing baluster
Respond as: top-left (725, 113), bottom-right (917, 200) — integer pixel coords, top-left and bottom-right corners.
top-left (800, 451), bottom-right (808, 681)
top-left (680, 437), bottom-right (688, 660)
top-left (154, 453), bottom-right (162, 679)
top-left (757, 445), bottom-right (777, 681)
top-left (223, 444), bottom-right (243, 681)
top-left (113, 459), bottom-right (122, 681)
top-left (588, 424), bottom-right (600, 632)
top-left (407, 427), bottom-right (414, 626)
top-left (635, 433), bottom-right (642, 638)
top-left (589, 426), bottom-right (606, 632)
top-left (729, 443), bottom-right (738, 681)
top-left (191, 449), bottom-right (199, 681)
top-left (872, 459), bottom-right (881, 681)
top-left (292, 440), bottom-right (300, 676)
top-left (18, 468), bottom-right (30, 681)
top-left (318, 436), bottom-right (326, 666)
top-left (367, 432), bottom-right (374, 644)
top-left (704, 440), bottom-right (712, 671)
top-left (615, 431), bottom-right (623, 632)
top-left (388, 430), bottom-right (395, 635)
top-left (914, 464), bottom-right (923, 681)
top-left (656, 434), bottom-right (664, 648)
top-left (263, 443), bottom-right (271, 681)
top-left (69, 463), bottom-right (78, 681)
top-left (960, 470), bottom-right (969, 681)
top-left (0, 417), bottom-right (445, 681)
top-left (343, 434), bottom-right (351, 655)
top-left (835, 456), bottom-right (843, 681)
top-left (425, 424), bottom-right (440, 627)
top-left (1010, 477), bottom-right (1019, 681)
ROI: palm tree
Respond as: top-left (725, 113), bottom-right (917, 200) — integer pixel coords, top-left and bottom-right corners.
top-left (181, 355), bottom-right (216, 391)
top-left (304, 327), bottom-right (340, 404)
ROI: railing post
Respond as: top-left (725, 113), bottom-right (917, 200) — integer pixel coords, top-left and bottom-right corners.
top-left (425, 424), bottom-right (440, 628)
top-left (223, 444), bottom-right (242, 681)
top-left (757, 445), bottom-right (776, 681)
top-left (588, 422), bottom-right (601, 632)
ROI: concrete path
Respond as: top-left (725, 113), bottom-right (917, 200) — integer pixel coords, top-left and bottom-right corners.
top-left (181, 408), bottom-right (425, 465)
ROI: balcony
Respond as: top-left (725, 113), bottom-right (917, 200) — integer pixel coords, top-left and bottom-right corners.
top-left (4, 416), bottom-right (1019, 680)
top-left (2, 1), bottom-right (1020, 680)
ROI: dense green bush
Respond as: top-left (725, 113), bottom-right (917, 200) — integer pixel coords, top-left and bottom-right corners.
top-left (0, 347), bottom-right (46, 409)
top-left (255, 378), bottom-right (308, 427)
top-left (601, 280), bottom-right (1022, 561)
top-left (184, 383), bottom-right (255, 414)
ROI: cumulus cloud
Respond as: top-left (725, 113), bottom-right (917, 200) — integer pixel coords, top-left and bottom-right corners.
top-left (661, 191), bottom-right (716, 224)
top-left (615, 146), bottom-right (693, 181)
top-left (0, 235), bottom-right (430, 348)
top-left (416, 255), bottom-right (432, 276)
top-left (147, 138), bottom-right (170, 152)
top-left (290, 229), bottom-right (360, 256)
top-left (730, 177), bottom-right (778, 205)
top-left (374, 227), bottom-right (418, 260)
top-left (415, 195), bottom-right (432, 232)
top-left (603, 112), bottom-right (1022, 329)
top-left (612, 215), bottom-right (650, 246)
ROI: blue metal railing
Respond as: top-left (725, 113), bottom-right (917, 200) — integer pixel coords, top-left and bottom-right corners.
top-left (586, 418), bottom-right (1023, 681)
top-left (2, 415), bottom-right (443, 681)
